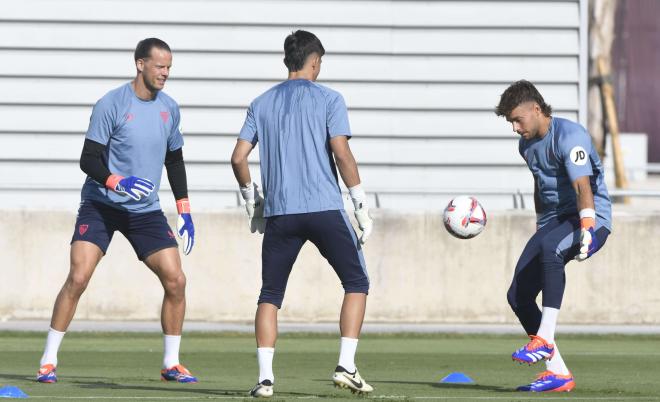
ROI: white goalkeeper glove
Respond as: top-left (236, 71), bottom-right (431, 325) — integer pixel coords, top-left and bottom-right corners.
top-left (575, 208), bottom-right (598, 261)
top-left (349, 184), bottom-right (373, 245)
top-left (240, 182), bottom-right (266, 234)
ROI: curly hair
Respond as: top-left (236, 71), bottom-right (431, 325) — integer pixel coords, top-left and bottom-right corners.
top-left (495, 80), bottom-right (552, 118)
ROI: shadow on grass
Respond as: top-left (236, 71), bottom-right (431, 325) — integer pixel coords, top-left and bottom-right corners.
top-left (71, 379), bottom-right (315, 398)
top-left (0, 372), bottom-right (111, 383)
top-left (0, 373), bottom-right (35, 382)
top-left (313, 378), bottom-right (513, 393)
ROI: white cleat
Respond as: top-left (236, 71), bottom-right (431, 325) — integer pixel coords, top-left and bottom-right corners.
top-left (249, 380), bottom-right (273, 398)
top-left (332, 365), bottom-right (374, 394)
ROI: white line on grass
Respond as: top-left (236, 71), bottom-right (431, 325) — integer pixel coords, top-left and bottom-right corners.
top-left (412, 398), bottom-right (660, 401)
top-left (30, 398), bottom-right (241, 400)
top-left (28, 397), bottom-right (660, 401)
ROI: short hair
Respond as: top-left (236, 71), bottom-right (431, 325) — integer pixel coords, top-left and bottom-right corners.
top-left (283, 30), bottom-right (325, 72)
top-left (495, 80), bottom-right (553, 118)
top-left (134, 38), bottom-right (171, 61)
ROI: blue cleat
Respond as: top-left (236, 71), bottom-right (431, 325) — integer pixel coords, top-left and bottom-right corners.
top-left (517, 370), bottom-right (575, 392)
top-left (161, 364), bottom-right (198, 383)
top-left (512, 335), bottom-right (555, 365)
top-left (37, 364), bottom-right (57, 383)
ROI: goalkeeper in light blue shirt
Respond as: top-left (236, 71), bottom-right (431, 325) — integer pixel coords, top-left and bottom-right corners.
top-left (36, 38), bottom-right (197, 385)
top-left (231, 30), bottom-right (374, 398)
top-left (496, 80), bottom-right (611, 393)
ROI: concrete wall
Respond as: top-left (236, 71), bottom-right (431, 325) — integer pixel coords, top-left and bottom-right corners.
top-left (2, 209), bottom-right (658, 324)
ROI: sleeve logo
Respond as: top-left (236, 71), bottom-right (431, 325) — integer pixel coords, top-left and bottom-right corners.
top-left (569, 146), bottom-right (588, 166)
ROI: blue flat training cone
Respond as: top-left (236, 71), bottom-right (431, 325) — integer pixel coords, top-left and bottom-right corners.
top-left (0, 385), bottom-right (29, 398)
top-left (440, 372), bottom-right (475, 384)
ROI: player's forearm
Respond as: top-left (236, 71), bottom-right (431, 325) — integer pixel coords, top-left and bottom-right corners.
top-left (575, 183), bottom-right (595, 212)
top-left (165, 148), bottom-right (189, 200)
top-left (334, 151), bottom-right (361, 188)
top-left (231, 139), bottom-right (255, 186)
top-left (573, 177), bottom-right (595, 212)
top-left (231, 155), bottom-right (252, 186)
top-left (79, 138), bottom-right (112, 186)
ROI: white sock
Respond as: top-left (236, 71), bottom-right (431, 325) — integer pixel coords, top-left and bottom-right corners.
top-left (537, 307), bottom-right (559, 343)
top-left (546, 344), bottom-right (570, 375)
top-left (338, 337), bottom-right (358, 372)
top-left (163, 334), bottom-right (181, 369)
top-left (40, 327), bottom-right (65, 367)
top-left (257, 347), bottom-right (275, 383)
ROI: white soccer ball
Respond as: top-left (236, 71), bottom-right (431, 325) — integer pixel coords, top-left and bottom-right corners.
top-left (443, 196), bottom-right (487, 239)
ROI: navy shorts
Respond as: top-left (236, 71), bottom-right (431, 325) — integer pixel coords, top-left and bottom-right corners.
top-left (71, 200), bottom-right (178, 261)
top-left (259, 210), bottom-right (370, 308)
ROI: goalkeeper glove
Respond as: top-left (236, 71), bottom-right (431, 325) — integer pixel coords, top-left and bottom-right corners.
top-left (575, 208), bottom-right (598, 261)
top-left (349, 184), bottom-right (373, 245)
top-left (106, 174), bottom-right (155, 201)
top-left (240, 182), bottom-right (266, 234)
top-left (176, 198), bottom-right (194, 255)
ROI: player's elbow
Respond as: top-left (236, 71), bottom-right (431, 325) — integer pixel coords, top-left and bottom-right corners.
top-left (230, 152), bottom-right (247, 168)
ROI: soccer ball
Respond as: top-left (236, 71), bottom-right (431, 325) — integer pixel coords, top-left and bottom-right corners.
top-left (443, 196), bottom-right (487, 239)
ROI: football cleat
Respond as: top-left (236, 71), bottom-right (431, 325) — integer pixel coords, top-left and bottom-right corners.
top-left (517, 370), bottom-right (575, 392)
top-left (37, 364), bottom-right (57, 383)
top-left (160, 364), bottom-right (198, 383)
top-left (332, 365), bottom-right (373, 394)
top-left (249, 379), bottom-right (273, 398)
top-left (512, 335), bottom-right (555, 365)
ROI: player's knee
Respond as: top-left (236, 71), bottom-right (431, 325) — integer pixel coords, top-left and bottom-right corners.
top-left (507, 286), bottom-right (534, 313)
top-left (341, 278), bottom-right (370, 294)
top-left (258, 289), bottom-right (284, 309)
top-left (506, 286), bottom-right (519, 310)
top-left (163, 272), bottom-right (186, 298)
top-left (66, 271), bottom-right (91, 295)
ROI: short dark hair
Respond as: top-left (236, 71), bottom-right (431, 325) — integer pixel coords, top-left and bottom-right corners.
top-left (134, 38), bottom-right (171, 61)
top-left (283, 30), bottom-right (325, 72)
top-left (495, 80), bottom-right (552, 118)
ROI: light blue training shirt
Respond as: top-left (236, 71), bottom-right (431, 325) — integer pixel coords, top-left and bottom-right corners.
top-left (239, 79), bottom-right (351, 217)
top-left (81, 82), bottom-right (184, 213)
top-left (519, 117), bottom-right (612, 231)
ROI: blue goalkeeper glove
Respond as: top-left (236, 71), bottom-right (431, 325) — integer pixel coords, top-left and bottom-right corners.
top-left (176, 198), bottom-right (194, 255)
top-left (106, 175), bottom-right (155, 201)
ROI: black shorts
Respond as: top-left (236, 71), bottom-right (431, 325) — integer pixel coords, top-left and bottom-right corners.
top-left (71, 200), bottom-right (178, 260)
top-left (259, 210), bottom-right (370, 308)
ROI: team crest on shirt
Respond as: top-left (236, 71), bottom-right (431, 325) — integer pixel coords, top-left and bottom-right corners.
top-left (79, 224), bottom-right (89, 235)
top-left (125, 113), bottom-right (134, 122)
top-left (160, 111), bottom-right (169, 123)
top-left (569, 146), bottom-right (588, 166)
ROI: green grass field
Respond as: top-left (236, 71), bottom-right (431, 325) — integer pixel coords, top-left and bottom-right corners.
top-left (1, 331), bottom-right (659, 401)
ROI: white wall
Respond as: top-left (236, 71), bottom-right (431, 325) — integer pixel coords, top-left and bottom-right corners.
top-left (0, 0), bottom-right (585, 211)
top-left (3, 209), bottom-right (658, 325)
